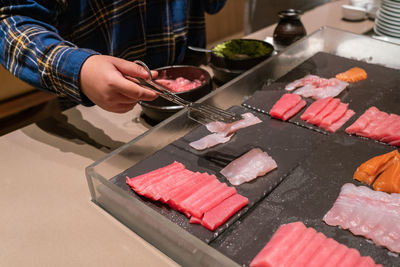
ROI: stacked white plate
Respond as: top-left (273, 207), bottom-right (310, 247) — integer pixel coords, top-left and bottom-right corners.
top-left (374, 0), bottom-right (400, 38)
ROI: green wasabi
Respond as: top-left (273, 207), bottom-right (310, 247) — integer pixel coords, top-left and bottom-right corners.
top-left (212, 39), bottom-right (272, 60)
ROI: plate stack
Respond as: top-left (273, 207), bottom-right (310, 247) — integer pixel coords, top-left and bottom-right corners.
top-left (374, 0), bottom-right (400, 38)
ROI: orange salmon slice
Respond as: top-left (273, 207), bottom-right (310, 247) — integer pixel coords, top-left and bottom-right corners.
top-left (336, 67), bottom-right (367, 82)
top-left (373, 157), bottom-right (400, 193)
top-left (353, 150), bottom-right (399, 185)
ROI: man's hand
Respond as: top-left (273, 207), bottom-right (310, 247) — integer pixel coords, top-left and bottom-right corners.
top-left (80, 55), bottom-right (158, 113)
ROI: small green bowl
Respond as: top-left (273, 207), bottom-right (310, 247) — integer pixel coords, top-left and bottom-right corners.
top-left (210, 39), bottom-right (274, 70)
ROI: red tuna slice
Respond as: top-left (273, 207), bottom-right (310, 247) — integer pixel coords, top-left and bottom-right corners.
top-left (355, 257), bottom-right (382, 267)
top-left (289, 232), bottom-right (327, 267)
top-left (372, 114), bottom-right (399, 140)
top-left (345, 106), bottom-right (380, 134)
top-left (322, 244), bottom-right (350, 267)
top-left (201, 194), bottom-right (248, 231)
top-left (250, 222), bottom-right (307, 267)
top-left (276, 227), bottom-right (318, 266)
top-left (126, 161), bottom-right (185, 191)
top-left (178, 178), bottom-right (221, 217)
top-left (319, 102), bottom-right (348, 129)
top-left (189, 216), bottom-right (202, 224)
top-left (357, 110), bottom-right (389, 139)
top-left (167, 173), bottom-right (215, 210)
top-left (135, 166), bottom-right (189, 196)
top-left (196, 185), bottom-right (237, 218)
top-left (281, 99), bottom-right (306, 121)
top-left (380, 119), bottom-right (400, 143)
top-left (389, 139), bottom-right (400, 147)
top-left (269, 93), bottom-right (302, 120)
top-left (338, 249), bottom-right (363, 267)
top-left (160, 172), bottom-right (203, 202)
top-left (325, 109), bottom-right (355, 133)
top-left (300, 97), bottom-right (333, 121)
top-left (185, 182), bottom-right (228, 217)
top-left (307, 238), bottom-right (340, 267)
top-left (147, 169), bottom-right (194, 201)
top-left (307, 98), bottom-right (340, 125)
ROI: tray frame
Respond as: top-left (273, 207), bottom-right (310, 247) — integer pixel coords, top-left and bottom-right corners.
top-left (86, 27), bottom-right (400, 267)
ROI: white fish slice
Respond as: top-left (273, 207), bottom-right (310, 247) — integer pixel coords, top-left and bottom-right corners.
top-left (220, 148), bottom-right (277, 186)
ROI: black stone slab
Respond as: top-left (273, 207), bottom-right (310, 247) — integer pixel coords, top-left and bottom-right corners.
top-left (210, 137), bottom-right (399, 267)
top-left (110, 105), bottom-right (326, 243)
top-left (243, 52), bottom-right (400, 137)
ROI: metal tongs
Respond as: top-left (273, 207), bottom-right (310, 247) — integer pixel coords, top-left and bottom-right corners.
top-left (132, 60), bottom-right (242, 125)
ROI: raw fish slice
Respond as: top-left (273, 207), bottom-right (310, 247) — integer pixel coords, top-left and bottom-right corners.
top-left (370, 114), bottom-right (399, 140)
top-left (160, 172), bottom-right (203, 202)
top-left (195, 186), bottom-right (237, 217)
top-left (307, 98), bottom-right (340, 125)
top-left (250, 222), bottom-right (307, 267)
top-left (278, 227), bottom-right (317, 266)
top-left (179, 178), bottom-right (221, 217)
top-left (167, 173), bottom-right (215, 210)
top-left (380, 120), bottom-right (400, 143)
top-left (126, 161), bottom-right (185, 190)
top-left (189, 216), bottom-right (202, 224)
top-left (143, 169), bottom-right (193, 200)
top-left (353, 150), bottom-right (399, 185)
top-left (300, 97), bottom-right (333, 121)
top-left (379, 114), bottom-right (400, 142)
top-left (284, 74), bottom-right (320, 91)
top-left (206, 112), bottom-right (262, 136)
top-left (307, 238), bottom-right (339, 267)
top-left (373, 157), bottom-right (400, 193)
top-left (312, 78), bottom-right (349, 100)
top-left (249, 221), bottom-right (381, 267)
top-left (319, 102), bottom-right (348, 129)
top-left (200, 194), bottom-right (248, 231)
top-left (269, 93), bottom-right (305, 121)
top-left (357, 110), bottom-right (389, 139)
top-left (323, 183), bottom-right (400, 253)
top-left (280, 99), bottom-right (306, 121)
top-left (220, 148), bottom-right (277, 186)
top-left (389, 139), bottom-right (400, 147)
top-left (294, 83), bottom-right (319, 98)
top-left (345, 107), bottom-right (380, 134)
top-left (188, 182), bottom-right (228, 214)
top-left (189, 132), bottom-right (233, 150)
top-left (289, 232), bottom-right (326, 267)
top-left (339, 249), bottom-right (363, 267)
top-left (269, 93), bottom-right (302, 117)
top-left (136, 166), bottom-right (188, 195)
top-left (325, 109), bottom-right (355, 133)
top-left (170, 174), bottom-right (216, 212)
top-left (336, 67), bottom-right (367, 82)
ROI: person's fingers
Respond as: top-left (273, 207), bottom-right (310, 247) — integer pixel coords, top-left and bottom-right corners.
top-left (111, 57), bottom-right (155, 79)
top-left (116, 77), bottom-right (159, 101)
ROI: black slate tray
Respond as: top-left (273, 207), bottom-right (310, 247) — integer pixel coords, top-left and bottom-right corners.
top-left (110, 106), bottom-right (326, 243)
top-left (108, 52), bottom-right (399, 266)
top-left (210, 136), bottom-right (399, 267)
top-left (243, 52), bottom-right (400, 137)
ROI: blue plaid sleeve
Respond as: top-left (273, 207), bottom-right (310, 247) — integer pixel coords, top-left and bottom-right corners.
top-left (0, 2), bottom-right (99, 106)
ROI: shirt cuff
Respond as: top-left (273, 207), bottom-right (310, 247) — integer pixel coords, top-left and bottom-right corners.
top-left (47, 46), bottom-right (100, 106)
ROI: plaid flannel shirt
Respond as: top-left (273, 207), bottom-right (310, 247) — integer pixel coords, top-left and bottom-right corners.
top-left (0, 0), bottom-right (225, 105)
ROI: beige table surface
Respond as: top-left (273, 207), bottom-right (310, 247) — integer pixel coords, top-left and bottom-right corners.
top-left (0, 1), bottom-right (374, 266)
